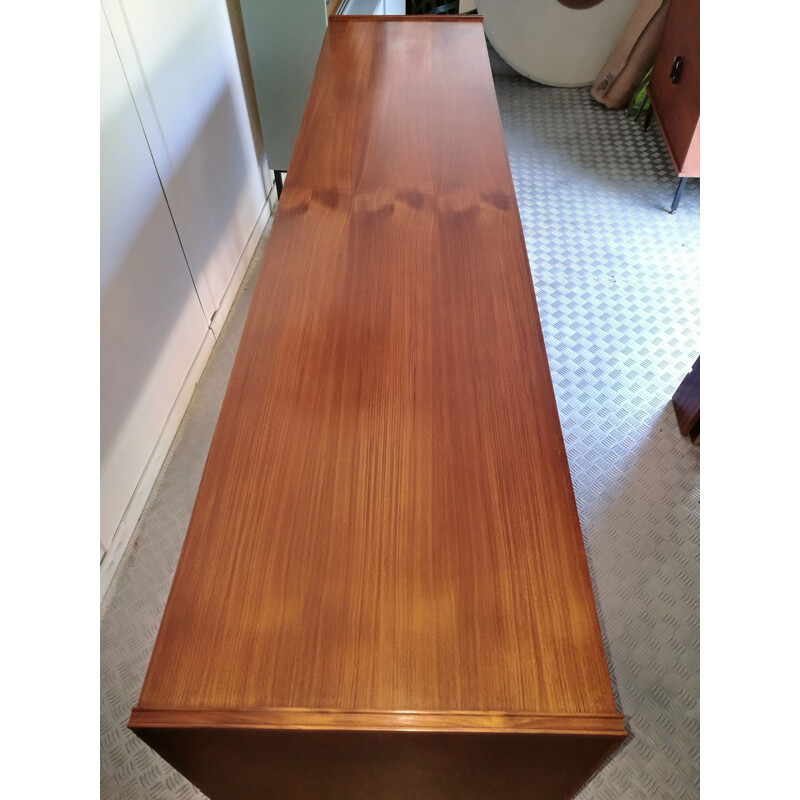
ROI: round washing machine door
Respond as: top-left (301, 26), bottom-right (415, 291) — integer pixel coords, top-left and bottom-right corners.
top-left (477, 0), bottom-right (640, 87)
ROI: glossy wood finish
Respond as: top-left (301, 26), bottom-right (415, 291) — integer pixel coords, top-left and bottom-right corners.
top-left (134, 726), bottom-right (624, 800)
top-left (648, 0), bottom-right (700, 176)
top-left (131, 707), bottom-right (626, 734)
top-left (673, 356), bottom-right (700, 443)
top-left (130, 16), bottom-right (625, 798)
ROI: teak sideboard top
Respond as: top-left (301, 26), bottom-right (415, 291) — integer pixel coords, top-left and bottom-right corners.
top-left (131, 15), bottom-right (625, 799)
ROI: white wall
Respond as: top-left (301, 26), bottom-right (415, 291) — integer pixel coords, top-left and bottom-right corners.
top-left (102, 0), bottom-right (267, 318)
top-left (100, 0), bottom-right (272, 593)
top-left (100, 9), bottom-right (209, 555)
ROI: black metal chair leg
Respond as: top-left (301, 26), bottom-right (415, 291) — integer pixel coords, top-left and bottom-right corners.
top-left (670, 177), bottom-right (688, 214)
top-left (643, 106), bottom-right (653, 130)
top-left (275, 170), bottom-right (284, 198)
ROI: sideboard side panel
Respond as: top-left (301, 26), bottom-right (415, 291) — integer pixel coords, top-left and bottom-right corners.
top-left (133, 726), bottom-right (625, 800)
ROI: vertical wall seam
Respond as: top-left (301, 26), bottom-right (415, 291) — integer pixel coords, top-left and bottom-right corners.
top-left (100, 0), bottom-right (210, 325)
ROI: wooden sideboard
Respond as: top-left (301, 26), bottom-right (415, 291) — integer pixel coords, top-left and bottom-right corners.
top-left (648, 0), bottom-right (700, 211)
top-left (130, 16), bottom-right (626, 799)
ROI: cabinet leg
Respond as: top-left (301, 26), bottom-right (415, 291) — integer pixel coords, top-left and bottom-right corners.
top-left (670, 177), bottom-right (688, 213)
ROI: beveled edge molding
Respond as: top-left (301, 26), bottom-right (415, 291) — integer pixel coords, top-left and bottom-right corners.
top-left (330, 15), bottom-right (484, 23)
top-left (129, 707), bottom-right (627, 736)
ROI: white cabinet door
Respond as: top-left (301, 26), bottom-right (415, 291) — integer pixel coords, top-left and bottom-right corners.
top-left (101, 0), bottom-right (266, 320)
top-left (240, 0), bottom-right (328, 172)
top-left (101, 8), bottom-right (209, 552)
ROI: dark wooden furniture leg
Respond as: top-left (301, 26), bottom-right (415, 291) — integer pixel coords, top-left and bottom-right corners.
top-left (672, 356), bottom-right (699, 443)
top-left (670, 177), bottom-right (688, 213)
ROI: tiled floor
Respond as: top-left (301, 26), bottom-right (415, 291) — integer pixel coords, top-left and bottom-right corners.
top-left (101, 77), bottom-right (700, 799)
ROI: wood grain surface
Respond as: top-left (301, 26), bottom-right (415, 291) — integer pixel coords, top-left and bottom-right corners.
top-left (672, 356), bottom-right (699, 441)
top-left (132, 726), bottom-right (624, 800)
top-left (131, 15), bottom-right (624, 797)
top-left (648, 0), bottom-right (700, 174)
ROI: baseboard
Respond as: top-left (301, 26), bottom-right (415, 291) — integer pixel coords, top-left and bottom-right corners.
top-left (101, 200), bottom-right (275, 604)
top-left (101, 327), bottom-right (217, 604)
top-left (212, 199), bottom-right (273, 337)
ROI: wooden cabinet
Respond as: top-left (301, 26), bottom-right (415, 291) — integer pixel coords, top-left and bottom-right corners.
top-left (648, 0), bottom-right (700, 183)
top-left (130, 17), bottom-right (626, 799)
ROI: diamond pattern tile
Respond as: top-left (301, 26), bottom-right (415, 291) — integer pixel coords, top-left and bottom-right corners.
top-left (495, 77), bottom-right (699, 800)
top-left (100, 77), bottom-right (699, 799)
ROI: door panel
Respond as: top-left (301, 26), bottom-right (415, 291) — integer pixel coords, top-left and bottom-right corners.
top-left (101, 9), bottom-right (209, 551)
top-left (102, 0), bottom-right (267, 318)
